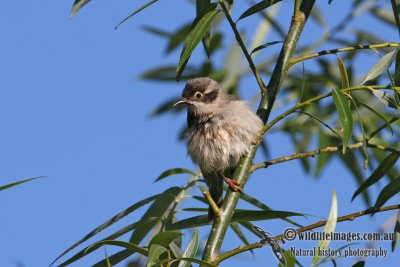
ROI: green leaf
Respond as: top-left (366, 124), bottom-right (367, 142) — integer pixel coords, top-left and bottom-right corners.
top-left (392, 210), bottom-right (400, 252)
top-left (51, 194), bottom-right (159, 266)
top-left (361, 49), bottom-right (398, 84)
top-left (374, 177), bottom-right (400, 207)
top-left (336, 55), bottom-right (350, 89)
top-left (229, 223), bottom-right (253, 255)
top-left (196, 0), bottom-right (212, 57)
top-left (312, 191), bottom-right (338, 264)
top-left (85, 240), bottom-right (148, 256)
top-left (250, 41), bottom-right (283, 55)
top-left (104, 248), bottom-right (112, 267)
top-left (280, 250), bottom-right (295, 267)
top-left (355, 99), bottom-right (393, 136)
top-left (115, 0), bottom-right (159, 29)
top-left (149, 231), bottom-right (183, 248)
top-left (155, 168), bottom-right (196, 182)
top-left (70, 0), bottom-right (91, 17)
top-left (315, 129), bottom-right (332, 177)
top-left (175, 257), bottom-right (215, 267)
top-left (129, 187), bottom-right (183, 244)
top-left (147, 244), bottom-right (168, 267)
top-left (177, 9), bottom-right (220, 80)
top-left (352, 261), bottom-right (365, 267)
top-left (0, 176), bottom-right (45, 191)
top-left (332, 89), bottom-right (354, 153)
top-left (352, 153), bottom-right (400, 201)
top-left (56, 218), bottom-right (159, 267)
top-left (237, 0), bottom-right (282, 21)
top-left (166, 210), bottom-right (303, 230)
top-left (391, 0), bottom-right (400, 35)
top-left (178, 229), bottom-right (199, 267)
top-left (93, 249), bottom-right (133, 267)
top-left (351, 98), bottom-right (368, 169)
top-left (371, 89), bottom-right (399, 109)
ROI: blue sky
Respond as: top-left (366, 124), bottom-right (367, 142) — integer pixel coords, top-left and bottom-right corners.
top-left (1, 1), bottom-right (399, 267)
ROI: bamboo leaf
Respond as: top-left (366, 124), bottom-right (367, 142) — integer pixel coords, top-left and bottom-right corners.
top-left (85, 240), bottom-right (148, 256)
top-left (70, 0), bottom-right (91, 17)
top-left (336, 55), bottom-right (350, 89)
top-left (51, 194), bottom-right (159, 266)
top-left (361, 49), bottom-right (398, 84)
top-left (147, 244), bottom-right (168, 267)
top-left (56, 218), bottom-right (159, 267)
top-left (166, 210), bottom-right (303, 230)
top-left (332, 89), bottom-right (354, 153)
top-left (229, 223), bottom-right (253, 255)
top-left (237, 0), bottom-right (282, 21)
top-left (115, 0), bottom-right (159, 29)
top-left (312, 190), bottom-right (338, 265)
top-left (178, 229), bottom-right (199, 267)
top-left (0, 176), bottom-right (45, 191)
top-left (155, 168), bottom-right (196, 182)
top-left (374, 177), bottom-right (400, 207)
top-left (175, 257), bottom-right (215, 267)
top-left (355, 99), bottom-right (394, 136)
top-left (149, 231), bottom-right (183, 248)
top-left (392, 210), bottom-right (400, 252)
top-left (250, 41), bottom-right (283, 55)
top-left (352, 153), bottom-right (400, 201)
top-left (177, 10), bottom-right (220, 79)
top-left (129, 187), bottom-right (183, 244)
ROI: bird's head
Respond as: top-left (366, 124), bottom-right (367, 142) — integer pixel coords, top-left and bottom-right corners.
top-left (173, 77), bottom-right (225, 116)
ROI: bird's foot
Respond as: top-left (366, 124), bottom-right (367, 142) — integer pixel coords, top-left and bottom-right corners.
top-left (223, 177), bottom-right (242, 192)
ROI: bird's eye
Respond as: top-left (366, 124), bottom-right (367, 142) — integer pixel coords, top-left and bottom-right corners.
top-left (195, 92), bottom-right (203, 99)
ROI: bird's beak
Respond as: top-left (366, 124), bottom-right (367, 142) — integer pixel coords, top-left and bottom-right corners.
top-left (173, 98), bottom-right (188, 107)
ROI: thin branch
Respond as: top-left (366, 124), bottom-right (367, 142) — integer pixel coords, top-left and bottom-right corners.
top-left (202, 191), bottom-right (221, 217)
top-left (218, 0), bottom-right (267, 95)
top-left (201, 1), bottom-right (316, 265)
top-left (218, 204), bottom-right (400, 263)
top-left (251, 142), bottom-right (400, 172)
top-left (262, 85), bottom-right (400, 135)
top-left (290, 42), bottom-right (400, 67)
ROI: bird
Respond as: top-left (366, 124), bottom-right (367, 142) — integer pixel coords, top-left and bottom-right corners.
top-left (174, 77), bottom-right (263, 219)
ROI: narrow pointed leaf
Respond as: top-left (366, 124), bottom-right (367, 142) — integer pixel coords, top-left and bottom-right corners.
top-left (51, 194), bottom-right (158, 266)
top-left (336, 55), bottom-right (350, 89)
top-left (166, 210), bottom-right (303, 230)
top-left (315, 129), bottom-right (332, 177)
top-left (129, 187), bottom-right (182, 244)
top-left (0, 176), bottom-right (45, 191)
top-left (250, 41), bottom-right (283, 55)
top-left (175, 257), bottom-right (215, 267)
top-left (93, 249), bottom-right (133, 267)
top-left (86, 240), bottom-right (148, 256)
top-left (332, 89), bottom-right (354, 153)
top-left (374, 177), bottom-right (400, 207)
top-left (355, 99), bottom-right (393, 136)
top-left (371, 89), bottom-right (398, 109)
top-left (70, 0), bottom-right (91, 17)
top-left (178, 228), bottom-right (199, 267)
top-left (352, 153), bottom-right (400, 201)
top-left (391, 0), bottom-right (400, 36)
top-left (56, 218), bottom-right (159, 267)
top-left (361, 49), bottom-right (398, 84)
top-left (147, 244), bottom-right (168, 267)
top-left (312, 190), bottom-right (338, 265)
top-left (115, 0), bottom-right (159, 29)
top-left (196, 0), bottom-right (212, 57)
top-left (155, 168), bottom-right (196, 182)
top-left (229, 223), bottom-right (253, 254)
top-left (392, 210), bottom-right (400, 252)
top-left (177, 10), bottom-right (220, 78)
top-left (149, 231), bottom-right (183, 247)
top-left (237, 0), bottom-right (282, 21)
top-left (351, 99), bottom-right (368, 169)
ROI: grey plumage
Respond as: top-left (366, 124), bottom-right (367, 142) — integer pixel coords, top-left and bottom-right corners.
top-left (174, 77), bottom-right (263, 219)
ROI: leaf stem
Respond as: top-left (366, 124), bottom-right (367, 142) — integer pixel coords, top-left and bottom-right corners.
top-left (218, 204), bottom-right (400, 262)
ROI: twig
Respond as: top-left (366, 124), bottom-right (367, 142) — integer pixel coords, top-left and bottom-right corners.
top-left (290, 42), bottom-right (400, 67)
top-left (218, 204), bottom-right (400, 263)
top-left (202, 191), bottom-right (221, 217)
top-left (218, 0), bottom-right (267, 95)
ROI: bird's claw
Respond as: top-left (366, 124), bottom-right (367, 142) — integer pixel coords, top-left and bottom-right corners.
top-left (223, 177), bottom-right (242, 192)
